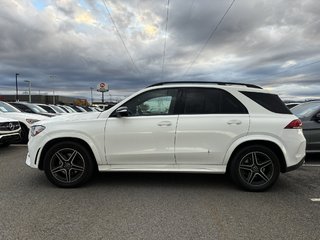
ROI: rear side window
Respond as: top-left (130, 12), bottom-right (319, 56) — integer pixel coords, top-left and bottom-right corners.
top-left (240, 91), bottom-right (291, 114)
top-left (182, 88), bottom-right (248, 114)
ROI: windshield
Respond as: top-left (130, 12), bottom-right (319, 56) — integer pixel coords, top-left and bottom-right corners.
top-left (291, 102), bottom-right (320, 118)
top-left (0, 101), bottom-right (20, 112)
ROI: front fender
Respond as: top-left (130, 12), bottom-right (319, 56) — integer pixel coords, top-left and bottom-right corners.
top-left (37, 129), bottom-right (106, 166)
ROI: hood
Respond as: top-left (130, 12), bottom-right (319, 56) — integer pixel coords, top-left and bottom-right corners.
top-left (0, 112), bottom-right (49, 121)
top-left (38, 112), bottom-right (101, 125)
top-left (0, 116), bottom-right (19, 123)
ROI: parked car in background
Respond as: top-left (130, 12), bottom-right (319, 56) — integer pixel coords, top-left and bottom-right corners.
top-left (291, 101), bottom-right (320, 153)
top-left (26, 81), bottom-right (306, 191)
top-left (89, 107), bottom-right (100, 112)
top-left (286, 103), bottom-right (301, 109)
top-left (67, 105), bottom-right (86, 112)
top-left (9, 102), bottom-right (55, 117)
top-left (81, 106), bottom-right (93, 112)
top-left (0, 101), bottom-right (48, 143)
top-left (50, 105), bottom-right (68, 114)
top-left (36, 104), bottom-right (67, 115)
top-left (94, 104), bottom-right (116, 111)
top-left (0, 116), bottom-right (21, 146)
top-left (58, 105), bottom-right (77, 113)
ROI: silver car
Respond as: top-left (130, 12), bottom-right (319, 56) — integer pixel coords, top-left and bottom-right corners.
top-left (291, 101), bottom-right (320, 153)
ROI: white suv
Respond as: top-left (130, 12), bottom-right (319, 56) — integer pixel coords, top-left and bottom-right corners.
top-left (26, 82), bottom-right (306, 191)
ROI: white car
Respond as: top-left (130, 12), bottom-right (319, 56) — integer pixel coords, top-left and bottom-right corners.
top-left (26, 82), bottom-right (306, 191)
top-left (0, 101), bottom-right (48, 143)
top-left (0, 116), bottom-right (21, 146)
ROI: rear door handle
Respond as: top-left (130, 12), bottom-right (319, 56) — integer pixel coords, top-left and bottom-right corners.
top-left (227, 120), bottom-right (242, 125)
top-left (157, 121), bottom-right (172, 127)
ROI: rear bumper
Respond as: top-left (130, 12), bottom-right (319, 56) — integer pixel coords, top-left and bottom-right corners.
top-left (285, 157), bottom-right (305, 172)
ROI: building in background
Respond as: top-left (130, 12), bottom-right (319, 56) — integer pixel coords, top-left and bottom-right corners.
top-left (0, 94), bottom-right (81, 105)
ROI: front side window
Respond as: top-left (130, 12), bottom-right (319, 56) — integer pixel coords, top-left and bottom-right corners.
top-left (123, 88), bottom-right (178, 116)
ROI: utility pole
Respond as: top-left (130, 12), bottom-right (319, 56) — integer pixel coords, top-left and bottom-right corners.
top-left (24, 80), bottom-right (31, 103)
top-left (90, 87), bottom-right (94, 105)
top-left (15, 73), bottom-right (19, 101)
top-left (49, 75), bottom-right (56, 104)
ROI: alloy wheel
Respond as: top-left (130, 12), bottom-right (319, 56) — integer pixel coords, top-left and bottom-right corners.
top-left (238, 151), bottom-right (274, 187)
top-left (49, 148), bottom-right (86, 184)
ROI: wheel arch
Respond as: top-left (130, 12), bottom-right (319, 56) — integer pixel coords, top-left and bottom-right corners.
top-left (38, 137), bottom-right (98, 171)
top-left (19, 122), bottom-right (30, 143)
top-left (225, 139), bottom-right (287, 174)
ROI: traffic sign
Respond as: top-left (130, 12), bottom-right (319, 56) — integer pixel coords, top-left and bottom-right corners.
top-left (97, 82), bottom-right (108, 92)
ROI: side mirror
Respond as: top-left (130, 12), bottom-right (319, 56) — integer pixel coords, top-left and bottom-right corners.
top-left (314, 112), bottom-right (320, 122)
top-left (116, 106), bottom-right (129, 117)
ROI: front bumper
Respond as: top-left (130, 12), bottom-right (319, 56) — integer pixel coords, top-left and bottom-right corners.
top-left (0, 133), bottom-right (21, 144)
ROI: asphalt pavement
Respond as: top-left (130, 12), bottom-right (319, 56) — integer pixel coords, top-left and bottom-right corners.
top-left (0, 145), bottom-right (320, 240)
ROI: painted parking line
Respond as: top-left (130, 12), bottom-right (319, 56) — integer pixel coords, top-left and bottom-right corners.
top-left (310, 198), bottom-right (320, 202)
top-left (303, 163), bottom-right (320, 167)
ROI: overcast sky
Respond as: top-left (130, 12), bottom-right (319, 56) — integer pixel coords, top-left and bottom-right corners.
top-left (0, 0), bottom-right (320, 101)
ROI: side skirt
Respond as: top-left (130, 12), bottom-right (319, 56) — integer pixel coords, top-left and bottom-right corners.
top-left (98, 164), bottom-right (226, 173)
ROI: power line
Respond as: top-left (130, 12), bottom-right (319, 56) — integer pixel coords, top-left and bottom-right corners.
top-left (180, 0), bottom-right (236, 79)
top-left (101, 0), bottom-right (140, 74)
top-left (161, 0), bottom-right (170, 80)
top-left (188, 0), bottom-right (196, 17)
top-left (249, 58), bottom-right (320, 83)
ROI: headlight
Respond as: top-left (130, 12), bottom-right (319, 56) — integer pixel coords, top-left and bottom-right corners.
top-left (26, 119), bottom-right (40, 124)
top-left (30, 125), bottom-right (46, 137)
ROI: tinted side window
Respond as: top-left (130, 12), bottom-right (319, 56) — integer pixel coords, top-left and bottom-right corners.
top-left (240, 91), bottom-right (291, 114)
top-left (121, 88), bottom-right (178, 117)
top-left (183, 88), bottom-right (247, 114)
top-left (220, 91), bottom-right (248, 114)
top-left (10, 103), bottom-right (33, 113)
top-left (40, 105), bottom-right (55, 113)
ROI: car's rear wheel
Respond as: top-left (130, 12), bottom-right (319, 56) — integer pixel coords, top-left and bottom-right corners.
top-left (230, 145), bottom-right (280, 191)
top-left (43, 141), bottom-right (95, 187)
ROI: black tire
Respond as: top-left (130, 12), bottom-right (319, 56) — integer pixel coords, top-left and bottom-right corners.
top-left (43, 141), bottom-right (95, 188)
top-left (230, 145), bottom-right (280, 192)
top-left (20, 124), bottom-right (29, 144)
top-left (0, 143), bottom-right (10, 147)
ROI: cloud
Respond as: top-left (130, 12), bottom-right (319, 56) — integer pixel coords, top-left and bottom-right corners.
top-left (0, 0), bottom-right (319, 101)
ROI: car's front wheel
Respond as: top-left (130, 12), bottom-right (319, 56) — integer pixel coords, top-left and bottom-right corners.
top-left (43, 141), bottom-right (95, 187)
top-left (230, 145), bottom-right (280, 191)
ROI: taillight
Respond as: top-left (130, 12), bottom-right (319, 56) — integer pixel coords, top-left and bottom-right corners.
top-left (285, 119), bottom-right (302, 129)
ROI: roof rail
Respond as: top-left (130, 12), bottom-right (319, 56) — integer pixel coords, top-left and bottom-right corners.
top-left (147, 81), bottom-right (262, 89)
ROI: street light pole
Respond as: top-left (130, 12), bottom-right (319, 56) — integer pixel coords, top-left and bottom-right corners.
top-left (24, 80), bottom-right (31, 103)
top-left (15, 73), bottom-right (19, 101)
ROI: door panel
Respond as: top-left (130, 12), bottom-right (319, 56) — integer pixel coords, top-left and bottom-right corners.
top-left (303, 120), bottom-right (320, 151)
top-left (175, 87), bottom-right (249, 164)
top-left (105, 88), bottom-right (179, 165)
top-left (105, 116), bottom-right (178, 164)
top-left (175, 114), bottom-right (249, 164)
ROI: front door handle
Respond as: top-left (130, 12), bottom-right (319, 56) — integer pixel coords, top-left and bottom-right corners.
top-left (227, 120), bottom-right (242, 125)
top-left (157, 121), bottom-right (172, 127)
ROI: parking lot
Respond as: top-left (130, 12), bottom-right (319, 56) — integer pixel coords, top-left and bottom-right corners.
top-left (0, 145), bottom-right (320, 240)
